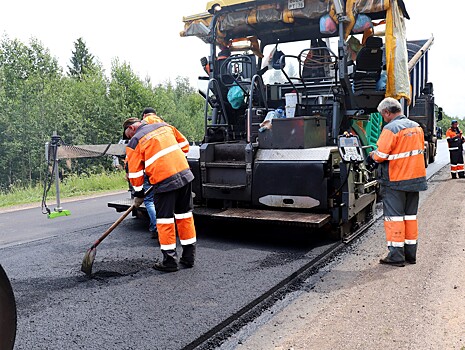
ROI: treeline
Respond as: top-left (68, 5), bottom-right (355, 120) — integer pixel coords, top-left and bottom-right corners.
top-left (0, 37), bottom-right (204, 192)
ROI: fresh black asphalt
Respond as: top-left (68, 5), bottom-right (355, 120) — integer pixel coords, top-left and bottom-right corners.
top-left (1, 195), bottom-right (331, 350)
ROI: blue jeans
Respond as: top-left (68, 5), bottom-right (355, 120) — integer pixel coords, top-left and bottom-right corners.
top-left (143, 176), bottom-right (157, 232)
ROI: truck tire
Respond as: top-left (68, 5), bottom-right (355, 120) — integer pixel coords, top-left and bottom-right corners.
top-left (0, 265), bottom-right (16, 350)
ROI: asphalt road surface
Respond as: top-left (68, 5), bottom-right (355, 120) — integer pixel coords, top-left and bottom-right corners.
top-left (0, 139), bottom-right (450, 350)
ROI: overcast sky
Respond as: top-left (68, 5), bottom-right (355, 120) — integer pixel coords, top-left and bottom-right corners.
top-left (0, 0), bottom-right (463, 118)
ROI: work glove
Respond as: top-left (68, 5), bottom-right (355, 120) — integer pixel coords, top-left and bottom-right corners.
top-left (365, 154), bottom-right (378, 171)
top-left (200, 56), bottom-right (208, 67)
top-left (133, 197), bottom-right (144, 208)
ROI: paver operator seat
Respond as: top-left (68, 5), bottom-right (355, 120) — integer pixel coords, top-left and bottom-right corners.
top-left (353, 36), bottom-right (383, 92)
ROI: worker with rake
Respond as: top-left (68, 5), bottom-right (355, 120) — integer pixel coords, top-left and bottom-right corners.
top-left (122, 114), bottom-right (196, 272)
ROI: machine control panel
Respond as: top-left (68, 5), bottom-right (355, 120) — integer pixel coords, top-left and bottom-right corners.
top-left (337, 134), bottom-right (364, 163)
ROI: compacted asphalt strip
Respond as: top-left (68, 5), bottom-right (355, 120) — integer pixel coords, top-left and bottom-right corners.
top-left (0, 139), bottom-right (449, 350)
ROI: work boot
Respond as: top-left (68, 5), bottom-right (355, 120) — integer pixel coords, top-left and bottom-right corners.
top-left (150, 229), bottom-right (158, 239)
top-left (153, 250), bottom-right (179, 272)
top-left (180, 243), bottom-right (196, 268)
top-left (379, 246), bottom-right (405, 267)
top-left (452, 173), bottom-right (457, 179)
top-left (379, 257), bottom-right (405, 267)
top-left (404, 243), bottom-right (417, 264)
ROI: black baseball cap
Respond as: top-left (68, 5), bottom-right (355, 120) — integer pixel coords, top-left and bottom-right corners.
top-left (122, 117), bottom-right (140, 140)
top-left (141, 107), bottom-right (156, 118)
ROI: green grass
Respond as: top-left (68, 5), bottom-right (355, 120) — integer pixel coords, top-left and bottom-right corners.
top-left (0, 171), bottom-right (128, 208)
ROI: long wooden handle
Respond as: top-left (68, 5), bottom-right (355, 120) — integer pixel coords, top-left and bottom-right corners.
top-left (90, 186), bottom-right (153, 249)
top-left (91, 204), bottom-right (134, 249)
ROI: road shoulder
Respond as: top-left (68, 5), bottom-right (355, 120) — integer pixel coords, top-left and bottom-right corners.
top-left (0, 190), bottom-right (127, 214)
top-left (230, 167), bottom-right (465, 350)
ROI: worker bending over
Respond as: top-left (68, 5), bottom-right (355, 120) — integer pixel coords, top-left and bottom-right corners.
top-left (123, 116), bottom-right (196, 272)
top-left (366, 97), bottom-right (427, 267)
top-left (446, 120), bottom-right (465, 179)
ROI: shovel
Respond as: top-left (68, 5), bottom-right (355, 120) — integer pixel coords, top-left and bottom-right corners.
top-left (81, 187), bottom-right (152, 276)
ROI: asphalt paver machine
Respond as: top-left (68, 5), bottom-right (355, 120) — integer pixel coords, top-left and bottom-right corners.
top-left (181, 0), bottom-right (416, 240)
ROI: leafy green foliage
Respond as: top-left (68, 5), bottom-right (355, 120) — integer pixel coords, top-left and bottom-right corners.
top-left (0, 36), bottom-right (205, 193)
top-left (67, 38), bottom-right (98, 80)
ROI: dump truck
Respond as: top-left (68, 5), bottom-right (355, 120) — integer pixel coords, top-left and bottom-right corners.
top-left (107, 0), bottom-right (438, 240)
top-left (406, 38), bottom-right (442, 167)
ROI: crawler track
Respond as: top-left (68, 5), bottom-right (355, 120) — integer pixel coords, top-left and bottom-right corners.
top-left (182, 217), bottom-right (377, 350)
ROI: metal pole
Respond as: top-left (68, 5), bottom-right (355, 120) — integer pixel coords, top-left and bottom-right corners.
top-left (54, 149), bottom-right (62, 211)
top-left (52, 131), bottom-right (62, 212)
top-left (48, 132), bottom-right (71, 218)
top-left (408, 36), bottom-right (434, 72)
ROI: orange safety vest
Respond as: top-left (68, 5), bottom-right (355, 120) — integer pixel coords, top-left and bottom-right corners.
top-left (126, 121), bottom-right (193, 194)
top-left (445, 127), bottom-right (464, 150)
top-left (143, 113), bottom-right (164, 125)
top-left (372, 115), bottom-right (427, 191)
top-left (123, 114), bottom-right (165, 169)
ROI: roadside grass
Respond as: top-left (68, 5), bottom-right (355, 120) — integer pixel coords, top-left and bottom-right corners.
top-left (0, 171), bottom-right (128, 208)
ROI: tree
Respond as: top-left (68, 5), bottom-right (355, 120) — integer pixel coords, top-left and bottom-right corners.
top-left (67, 38), bottom-right (97, 80)
top-left (0, 36), bottom-right (63, 187)
top-left (0, 35), bottom-right (205, 191)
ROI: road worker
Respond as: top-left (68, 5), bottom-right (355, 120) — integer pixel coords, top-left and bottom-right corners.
top-left (141, 107), bottom-right (164, 124)
top-left (140, 108), bottom-right (164, 237)
top-left (122, 109), bottom-right (171, 238)
top-left (123, 116), bottom-right (158, 238)
top-left (200, 45), bottom-right (231, 75)
top-left (366, 97), bottom-right (427, 266)
top-left (123, 116), bottom-right (196, 272)
top-left (445, 120), bottom-right (465, 179)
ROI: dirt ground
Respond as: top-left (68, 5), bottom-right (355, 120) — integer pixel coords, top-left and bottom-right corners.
top-left (227, 167), bottom-right (465, 350)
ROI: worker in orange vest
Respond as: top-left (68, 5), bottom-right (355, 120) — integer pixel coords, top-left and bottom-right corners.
top-left (445, 120), bottom-right (465, 179)
top-left (366, 97), bottom-right (427, 267)
top-left (123, 116), bottom-right (196, 272)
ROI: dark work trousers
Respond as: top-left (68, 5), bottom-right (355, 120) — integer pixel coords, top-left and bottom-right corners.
top-left (381, 187), bottom-right (420, 262)
top-left (154, 182), bottom-right (196, 252)
top-left (449, 148), bottom-right (464, 178)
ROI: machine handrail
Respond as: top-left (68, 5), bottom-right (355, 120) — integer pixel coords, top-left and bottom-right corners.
top-left (246, 74), bottom-right (268, 143)
top-left (279, 47), bottom-right (339, 108)
top-left (219, 54), bottom-right (255, 95)
top-left (203, 78), bottom-right (229, 137)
